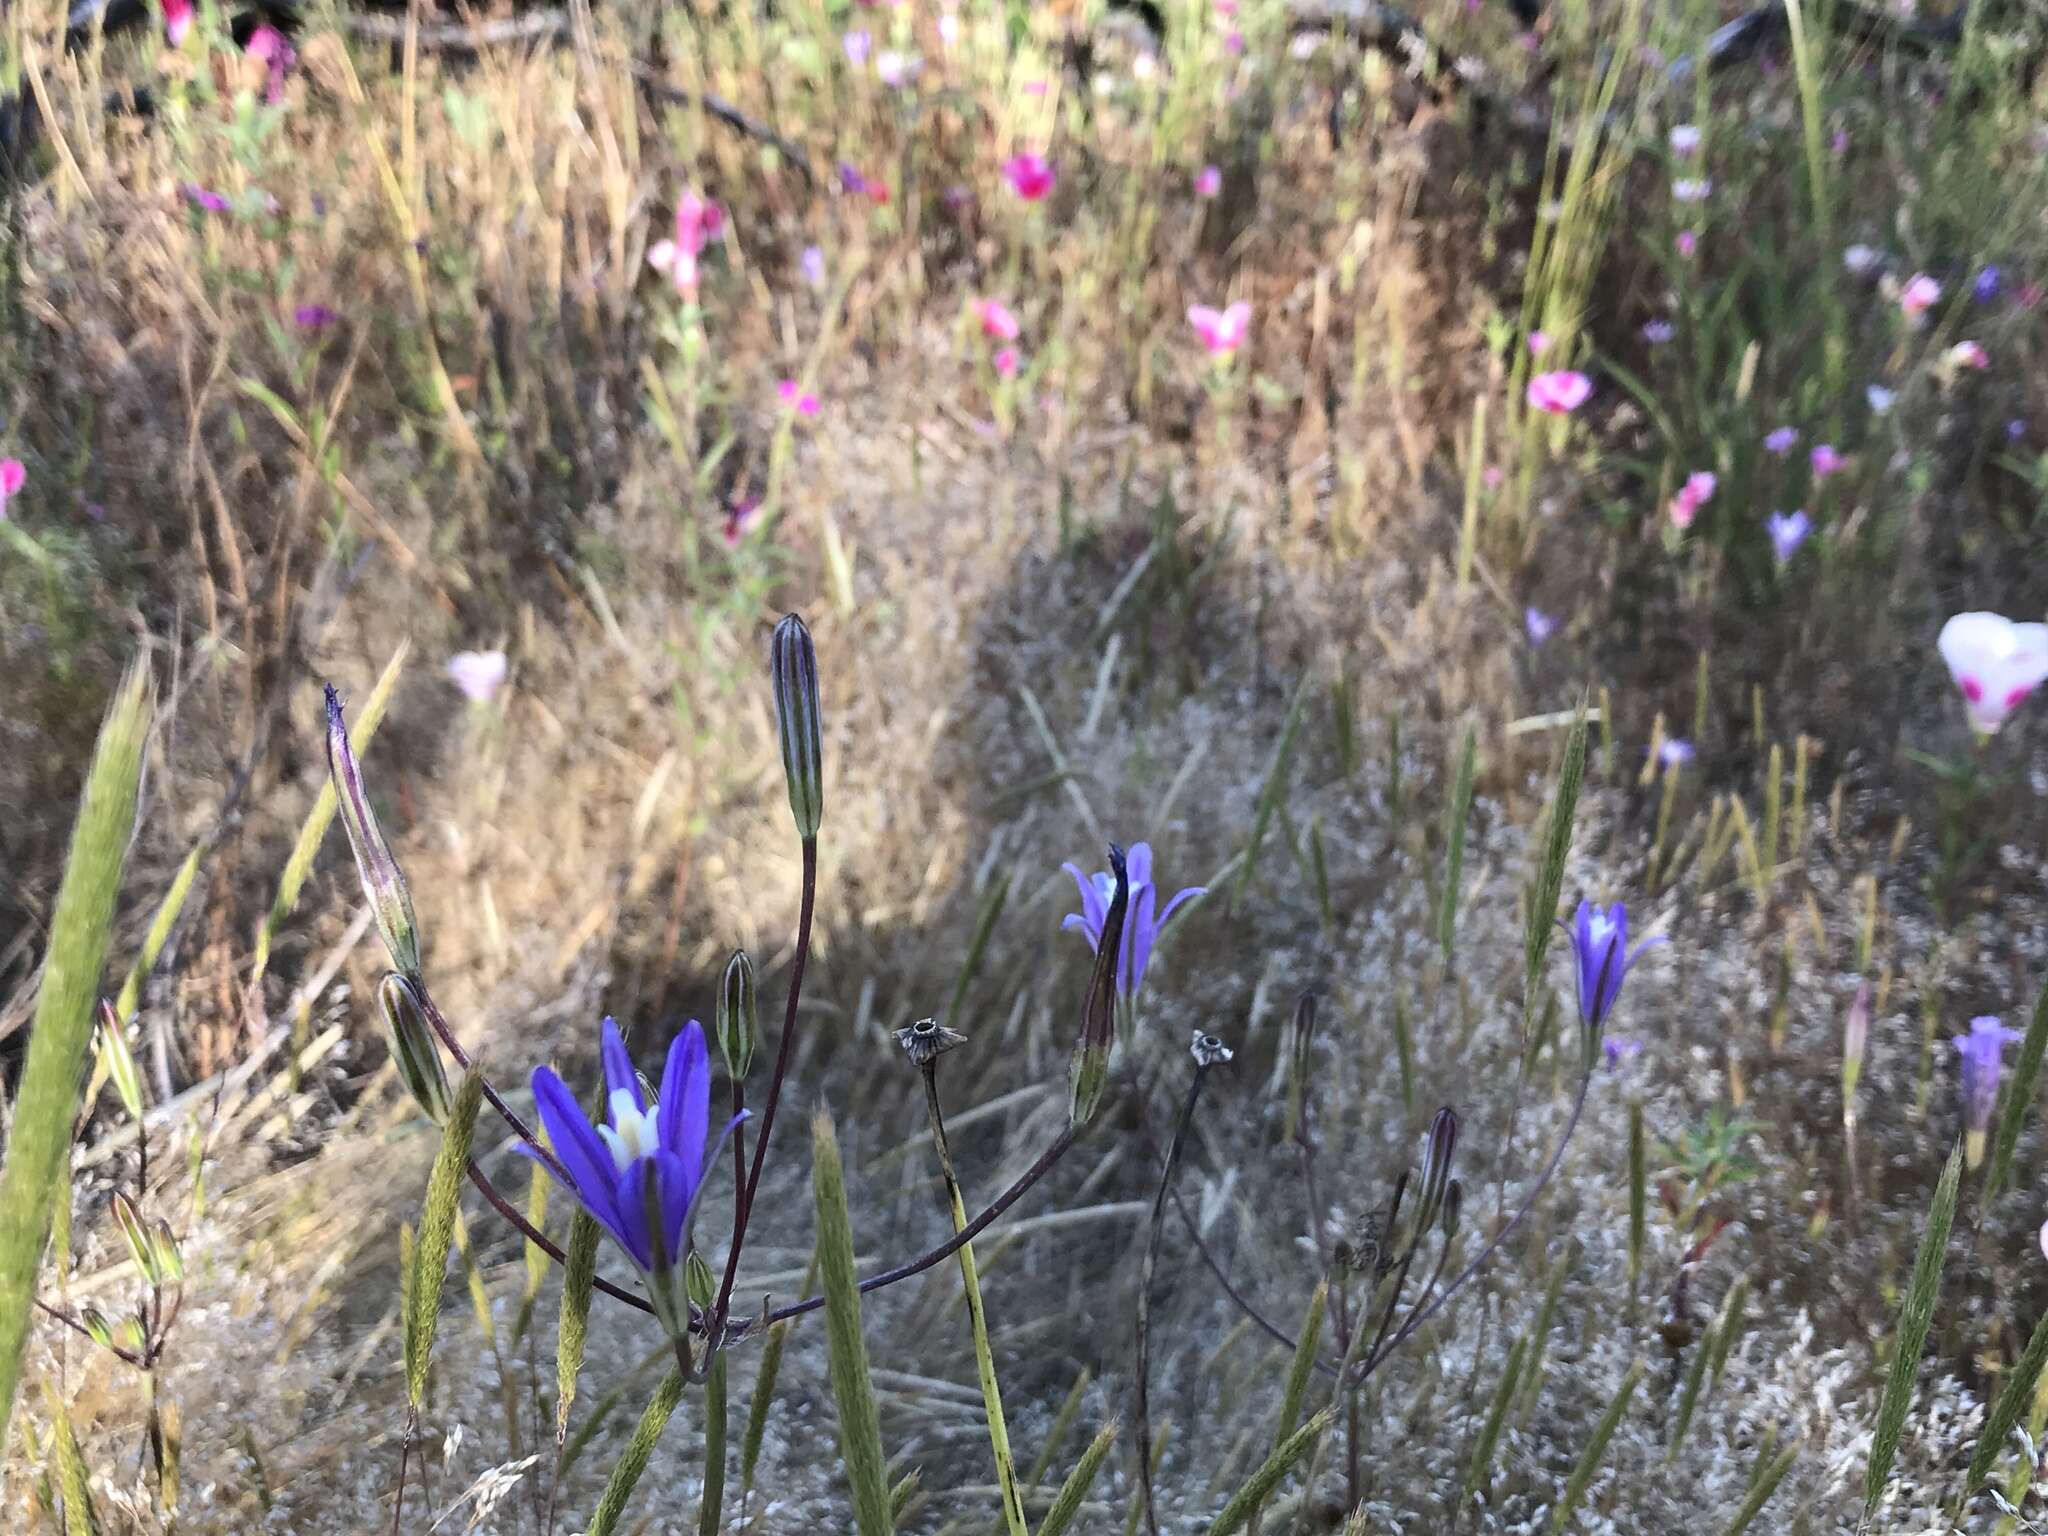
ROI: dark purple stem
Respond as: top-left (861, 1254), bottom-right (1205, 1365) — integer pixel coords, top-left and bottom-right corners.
top-left (714, 836), bottom-right (817, 1324)
top-left (1364, 1075), bottom-right (1592, 1371)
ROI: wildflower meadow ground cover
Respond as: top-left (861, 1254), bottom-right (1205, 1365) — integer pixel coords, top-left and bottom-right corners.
top-left (3, 0), bottom-right (2048, 1531)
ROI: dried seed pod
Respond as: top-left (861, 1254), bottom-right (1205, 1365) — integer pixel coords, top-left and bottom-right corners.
top-left (894, 1017), bottom-right (967, 1068)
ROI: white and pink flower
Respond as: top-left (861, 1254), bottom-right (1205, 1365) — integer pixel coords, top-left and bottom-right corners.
top-left (1939, 611), bottom-right (2048, 735)
top-left (647, 191), bottom-right (724, 298)
top-left (1526, 370), bottom-right (1592, 416)
top-left (1188, 301), bottom-right (1251, 358)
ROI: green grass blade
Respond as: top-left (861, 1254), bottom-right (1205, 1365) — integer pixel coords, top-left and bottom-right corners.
top-left (1627, 1101), bottom-right (1646, 1296)
top-left (1986, 973), bottom-right (2048, 1202)
top-left (1463, 1335), bottom-right (1529, 1506)
top-left (1708, 1276), bottom-right (1748, 1386)
top-left (1548, 1360), bottom-right (1644, 1533)
top-left (1231, 680), bottom-right (1309, 914)
top-left (1518, 1245), bottom-right (1573, 1422)
top-left (555, 1208), bottom-right (602, 1441)
top-left (741, 1316), bottom-right (792, 1506)
top-left (1666, 1327), bottom-right (1713, 1462)
top-left (1245, 1281), bottom-right (1326, 1535)
top-left (1524, 708), bottom-right (1587, 1000)
top-left (813, 1108), bottom-right (894, 1536)
top-left (1025, 1369), bottom-right (1092, 1493)
top-left (584, 1367), bottom-right (686, 1536)
top-left (1438, 723), bottom-right (1478, 960)
top-left (0, 662), bottom-right (152, 1446)
top-left (1205, 1407), bottom-right (1330, 1535)
top-left (45, 1381), bottom-right (99, 1536)
top-left (944, 870), bottom-right (1011, 1028)
top-left (110, 838), bottom-right (204, 1026)
top-left (1718, 1434), bottom-right (1801, 1536)
top-left (404, 1063), bottom-right (484, 1408)
top-left (1864, 1141), bottom-right (1963, 1518)
top-left (1037, 1418), bottom-right (1120, 1536)
top-left (250, 642), bottom-right (408, 989)
top-left (1966, 1305), bottom-right (2048, 1493)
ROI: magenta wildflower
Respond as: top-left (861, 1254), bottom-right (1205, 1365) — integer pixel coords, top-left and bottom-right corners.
top-left (977, 298), bottom-right (1020, 341)
top-left (0, 458), bottom-right (23, 520)
top-left (161, 0), bottom-right (193, 45)
top-left (1194, 164), bottom-right (1222, 199)
top-left (1188, 301), bottom-right (1251, 358)
top-left (244, 23), bottom-right (295, 104)
top-left (1676, 230), bottom-right (1698, 258)
top-left (647, 191), bottom-right (723, 298)
top-left (777, 380), bottom-right (821, 416)
top-left (994, 346), bottom-right (1021, 380)
top-left (1810, 443), bottom-right (1845, 479)
top-left (1528, 330), bottom-right (1552, 356)
top-left (294, 304), bottom-right (340, 331)
top-left (1002, 153), bottom-right (1057, 201)
top-left (1668, 470), bottom-right (1716, 529)
top-left (722, 495), bottom-right (761, 547)
top-left (1527, 370), bottom-right (1592, 415)
top-left (183, 185), bottom-right (230, 213)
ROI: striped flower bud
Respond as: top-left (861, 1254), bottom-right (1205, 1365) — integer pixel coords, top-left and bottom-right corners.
top-left (112, 1193), bottom-right (160, 1284)
top-left (377, 972), bottom-right (452, 1125)
top-left (80, 1309), bottom-right (115, 1350)
top-left (149, 1219), bottom-right (184, 1285)
top-left (1440, 1178), bottom-right (1464, 1242)
top-left (717, 950), bottom-right (757, 1081)
top-left (326, 684), bottom-right (421, 978)
top-left (1415, 1106), bottom-right (1459, 1237)
top-left (1067, 844), bottom-right (1128, 1128)
top-left (770, 615), bottom-right (823, 841)
top-left (96, 998), bottom-right (144, 1121)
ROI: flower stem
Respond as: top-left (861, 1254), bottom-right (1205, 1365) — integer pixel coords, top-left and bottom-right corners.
top-left (1136, 1061), bottom-right (1212, 1536)
top-left (1365, 1075), bottom-right (1593, 1372)
top-left (715, 836), bottom-right (817, 1324)
top-left (920, 1059), bottom-right (1028, 1536)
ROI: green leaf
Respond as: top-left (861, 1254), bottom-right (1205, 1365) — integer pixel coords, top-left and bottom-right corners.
top-left (585, 1367), bottom-right (686, 1536)
top-left (1439, 723), bottom-right (1479, 959)
top-left (1525, 709), bottom-right (1588, 1000)
top-left (813, 1109), bottom-right (894, 1536)
top-left (1718, 1433), bottom-right (1801, 1536)
top-left (1548, 1361), bottom-right (1644, 1533)
top-left (1036, 1418), bottom-right (1120, 1536)
top-left (1986, 972), bottom-right (2048, 1201)
top-left (1965, 1305), bottom-right (2048, 1493)
top-left (554, 1208), bottom-right (602, 1442)
top-left (1464, 1335), bottom-right (1530, 1505)
top-left (0, 663), bottom-right (152, 1446)
top-left (1205, 1407), bottom-right (1331, 1535)
top-left (404, 1064), bottom-right (484, 1409)
top-left (1863, 1141), bottom-right (1963, 1518)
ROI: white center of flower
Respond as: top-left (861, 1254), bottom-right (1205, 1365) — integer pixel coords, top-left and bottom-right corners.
top-left (1587, 913), bottom-right (1615, 949)
top-left (598, 1089), bottom-right (661, 1172)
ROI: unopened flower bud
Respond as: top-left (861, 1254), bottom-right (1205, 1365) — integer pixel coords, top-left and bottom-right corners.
top-left (1441, 1178), bottom-right (1464, 1242)
top-left (770, 615), bottom-right (823, 841)
top-left (377, 972), bottom-right (453, 1125)
top-left (685, 1250), bottom-right (717, 1310)
top-left (96, 998), bottom-right (144, 1121)
top-left (150, 1219), bottom-right (183, 1284)
top-left (1068, 844), bottom-right (1129, 1128)
top-left (1416, 1107), bottom-right (1458, 1236)
top-left (326, 684), bottom-right (421, 977)
top-left (80, 1308), bottom-right (114, 1349)
top-left (718, 950), bottom-right (758, 1080)
top-left (895, 1016), bottom-right (967, 1068)
top-left (112, 1193), bottom-right (158, 1283)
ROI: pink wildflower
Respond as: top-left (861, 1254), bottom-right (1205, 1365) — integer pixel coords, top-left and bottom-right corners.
top-left (1002, 154), bottom-right (1057, 201)
top-left (1528, 330), bottom-right (1552, 356)
top-left (1526, 370), bottom-right (1592, 415)
top-left (1668, 470), bottom-right (1716, 529)
top-left (994, 347), bottom-right (1020, 380)
top-left (0, 458), bottom-right (23, 519)
top-left (1946, 340), bottom-right (1989, 370)
top-left (1899, 273), bottom-right (1941, 320)
top-left (1187, 301), bottom-right (1251, 357)
top-left (447, 651), bottom-right (508, 705)
top-left (244, 24), bottom-right (295, 104)
top-left (778, 380), bottom-right (821, 416)
top-left (647, 191), bottom-right (724, 298)
top-left (1194, 165), bottom-right (1222, 199)
top-left (1810, 443), bottom-right (1845, 479)
top-left (977, 298), bottom-right (1020, 341)
top-left (1676, 230), bottom-right (1698, 258)
top-left (162, 0), bottom-right (193, 45)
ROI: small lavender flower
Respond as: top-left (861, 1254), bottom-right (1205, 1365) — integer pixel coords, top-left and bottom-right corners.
top-left (1563, 900), bottom-right (1663, 1068)
top-left (1763, 426), bottom-right (1799, 456)
top-left (1657, 738), bottom-right (1695, 769)
top-left (1642, 318), bottom-right (1675, 344)
top-left (1956, 1015), bottom-right (2022, 1167)
top-left (1974, 265), bottom-right (2002, 304)
top-left (1525, 606), bottom-right (1558, 646)
top-left (1866, 385), bottom-right (1896, 415)
top-left (800, 245), bottom-right (827, 290)
top-left (1603, 1036), bottom-right (1643, 1071)
top-left (842, 28), bottom-right (871, 65)
top-left (523, 1018), bottom-right (742, 1335)
top-left (1766, 509), bottom-right (1811, 566)
top-left (294, 304), bottom-right (340, 331)
top-left (1063, 841), bottom-right (1204, 1043)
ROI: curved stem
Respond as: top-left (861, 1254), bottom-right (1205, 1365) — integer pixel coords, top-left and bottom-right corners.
top-left (1167, 1187), bottom-right (1343, 1379)
top-left (1365, 1075), bottom-right (1592, 1372)
top-left (466, 1161), bottom-right (657, 1318)
top-left (714, 837), bottom-right (817, 1323)
top-left (416, 986), bottom-right (570, 1188)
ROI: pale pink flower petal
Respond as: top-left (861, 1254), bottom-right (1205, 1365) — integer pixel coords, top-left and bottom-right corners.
top-left (977, 298), bottom-right (1020, 341)
top-left (447, 650), bottom-right (508, 704)
top-left (1900, 273), bottom-right (1941, 320)
top-left (1940, 612), bottom-right (2048, 735)
top-left (1188, 301), bottom-right (1251, 357)
top-left (994, 347), bottom-right (1020, 380)
top-left (1526, 370), bottom-right (1592, 415)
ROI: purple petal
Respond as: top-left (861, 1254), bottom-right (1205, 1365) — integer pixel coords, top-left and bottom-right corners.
top-left (652, 1148), bottom-right (695, 1267)
top-left (1125, 842), bottom-right (1155, 891)
top-left (1124, 884), bottom-right (1158, 996)
top-left (660, 1021), bottom-right (712, 1184)
top-left (1063, 861), bottom-right (1107, 939)
top-left (529, 1066), bottom-right (622, 1232)
top-left (611, 1159), bottom-right (657, 1270)
top-left (1156, 885), bottom-right (1205, 930)
top-left (601, 1016), bottom-right (644, 1111)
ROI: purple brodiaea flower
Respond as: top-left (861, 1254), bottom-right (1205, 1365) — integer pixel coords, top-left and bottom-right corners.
top-left (183, 184), bottom-right (230, 213)
top-left (1657, 738), bottom-right (1695, 769)
top-left (1956, 1014), bottom-right (2022, 1167)
top-left (295, 304), bottom-right (340, 331)
top-left (1563, 900), bottom-right (1663, 1066)
top-left (1603, 1036), bottom-right (1643, 1071)
top-left (1766, 509), bottom-right (1811, 566)
top-left (1063, 841), bottom-right (1203, 1039)
top-left (524, 1018), bottom-right (740, 1333)
top-left (1525, 607), bottom-right (1557, 646)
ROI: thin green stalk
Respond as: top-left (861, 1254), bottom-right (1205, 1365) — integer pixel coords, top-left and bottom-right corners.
top-left (1548, 1361), bottom-right (1644, 1533)
top-left (1864, 1142), bottom-right (1963, 1518)
top-left (1036, 1419), bottom-right (1120, 1536)
top-left (584, 1367), bottom-right (686, 1536)
top-left (0, 662), bottom-right (152, 1445)
top-left (700, 1349), bottom-right (727, 1536)
top-left (1247, 1283), bottom-right (1327, 1536)
top-left (1463, 1334), bottom-right (1530, 1507)
top-left (812, 1109), bottom-right (894, 1536)
top-left (1986, 971), bottom-right (2048, 1202)
top-left (1719, 1435), bottom-right (1802, 1536)
top-left (921, 1062), bottom-right (1028, 1536)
